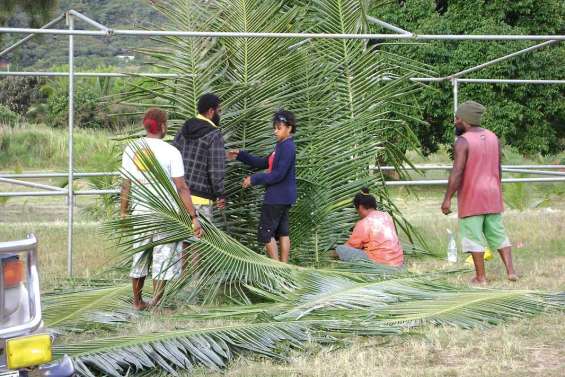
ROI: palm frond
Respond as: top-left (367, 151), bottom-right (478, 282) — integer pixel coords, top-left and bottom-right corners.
top-left (275, 274), bottom-right (449, 320)
top-left (42, 284), bottom-right (131, 329)
top-left (54, 321), bottom-right (313, 377)
top-left (374, 290), bottom-right (560, 329)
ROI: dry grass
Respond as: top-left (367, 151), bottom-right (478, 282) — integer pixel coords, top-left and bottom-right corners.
top-left (0, 182), bottom-right (563, 377)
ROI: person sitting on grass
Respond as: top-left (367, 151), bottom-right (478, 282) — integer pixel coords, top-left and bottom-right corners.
top-left (227, 110), bottom-right (297, 263)
top-left (333, 188), bottom-right (404, 267)
top-left (120, 108), bottom-right (202, 310)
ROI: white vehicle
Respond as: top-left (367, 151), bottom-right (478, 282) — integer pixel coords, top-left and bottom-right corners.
top-left (0, 235), bottom-right (74, 377)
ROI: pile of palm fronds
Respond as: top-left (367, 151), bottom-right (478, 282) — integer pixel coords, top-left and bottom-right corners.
top-left (43, 143), bottom-right (564, 377)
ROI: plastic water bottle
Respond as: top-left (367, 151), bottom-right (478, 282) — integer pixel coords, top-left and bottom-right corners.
top-left (447, 229), bottom-right (458, 263)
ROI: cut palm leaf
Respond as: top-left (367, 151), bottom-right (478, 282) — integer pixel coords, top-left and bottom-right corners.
top-left (54, 321), bottom-right (313, 377)
top-left (43, 284), bottom-right (132, 329)
top-left (373, 290), bottom-right (560, 329)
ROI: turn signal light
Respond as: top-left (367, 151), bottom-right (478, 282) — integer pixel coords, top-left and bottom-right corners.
top-left (3, 259), bottom-right (24, 288)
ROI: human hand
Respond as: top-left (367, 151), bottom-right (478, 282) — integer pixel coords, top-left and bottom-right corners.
top-left (441, 198), bottom-right (452, 215)
top-left (216, 198), bottom-right (226, 210)
top-left (192, 217), bottom-right (202, 238)
top-left (227, 149), bottom-right (240, 161)
top-left (242, 176), bottom-right (252, 188)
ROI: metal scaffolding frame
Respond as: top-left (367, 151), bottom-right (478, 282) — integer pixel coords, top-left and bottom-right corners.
top-left (0, 10), bottom-right (564, 276)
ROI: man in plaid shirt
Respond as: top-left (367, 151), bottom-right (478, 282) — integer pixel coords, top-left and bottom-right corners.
top-left (172, 93), bottom-right (226, 221)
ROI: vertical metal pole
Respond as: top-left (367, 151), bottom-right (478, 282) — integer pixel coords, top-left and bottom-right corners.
top-left (452, 78), bottom-right (459, 118)
top-left (67, 13), bottom-right (74, 277)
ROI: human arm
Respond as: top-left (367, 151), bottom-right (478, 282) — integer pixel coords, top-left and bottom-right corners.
top-left (120, 178), bottom-right (131, 219)
top-left (442, 137), bottom-right (469, 215)
top-left (498, 138), bottom-right (502, 181)
top-left (250, 142), bottom-right (294, 187)
top-left (346, 221), bottom-right (368, 249)
top-left (173, 177), bottom-right (202, 238)
top-left (236, 150), bottom-right (269, 169)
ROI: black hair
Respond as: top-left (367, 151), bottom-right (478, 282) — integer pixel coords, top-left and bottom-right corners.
top-left (353, 187), bottom-right (378, 210)
top-left (272, 109), bottom-right (296, 134)
top-left (197, 93), bottom-right (221, 114)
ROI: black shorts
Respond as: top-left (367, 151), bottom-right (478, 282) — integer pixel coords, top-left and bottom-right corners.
top-left (258, 204), bottom-right (291, 244)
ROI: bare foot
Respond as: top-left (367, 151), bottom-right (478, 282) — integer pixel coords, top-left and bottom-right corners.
top-left (507, 274), bottom-right (519, 282)
top-left (470, 276), bottom-right (487, 285)
top-left (133, 300), bottom-right (148, 311)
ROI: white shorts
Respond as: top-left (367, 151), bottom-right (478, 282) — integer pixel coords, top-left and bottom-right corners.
top-left (129, 233), bottom-right (182, 281)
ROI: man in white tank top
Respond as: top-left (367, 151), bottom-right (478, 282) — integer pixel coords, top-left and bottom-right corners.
top-left (120, 108), bottom-right (202, 310)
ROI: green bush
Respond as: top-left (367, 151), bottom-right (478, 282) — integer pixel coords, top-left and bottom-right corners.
top-left (0, 104), bottom-right (21, 126)
top-left (0, 76), bottom-right (47, 115)
top-left (42, 66), bottom-right (141, 130)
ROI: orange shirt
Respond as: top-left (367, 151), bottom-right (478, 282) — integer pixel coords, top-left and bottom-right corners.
top-left (346, 211), bottom-right (404, 266)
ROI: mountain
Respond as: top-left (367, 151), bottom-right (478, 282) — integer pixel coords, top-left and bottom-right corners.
top-left (1, 0), bottom-right (164, 70)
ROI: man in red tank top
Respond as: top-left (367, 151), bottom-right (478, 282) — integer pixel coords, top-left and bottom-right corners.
top-left (441, 101), bottom-right (517, 284)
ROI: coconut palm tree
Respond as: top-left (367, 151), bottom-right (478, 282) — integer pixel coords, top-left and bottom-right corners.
top-left (122, 0), bottom-right (429, 266)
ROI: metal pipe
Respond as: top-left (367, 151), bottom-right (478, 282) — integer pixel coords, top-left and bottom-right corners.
top-left (0, 72), bottom-right (562, 85)
top-left (366, 16), bottom-right (412, 35)
top-left (384, 177), bottom-right (565, 186)
top-left (67, 10), bottom-right (110, 33)
top-left (457, 78), bottom-right (565, 84)
top-left (503, 168), bottom-right (565, 176)
top-left (73, 189), bottom-right (120, 195)
top-left (2, 177), bottom-right (564, 197)
top-left (67, 14), bottom-right (74, 277)
top-left (0, 172), bottom-right (120, 178)
top-left (0, 71), bottom-right (187, 78)
top-left (3, 166), bottom-right (562, 179)
top-left (376, 164), bottom-right (565, 171)
top-left (0, 191), bottom-right (68, 197)
top-left (447, 40), bottom-right (558, 80)
top-left (0, 177), bottom-right (65, 191)
top-left (1, 27), bottom-right (564, 41)
top-left (0, 14), bottom-right (65, 58)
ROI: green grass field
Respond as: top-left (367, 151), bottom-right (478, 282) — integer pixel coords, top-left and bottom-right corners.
top-left (1, 126), bottom-right (564, 376)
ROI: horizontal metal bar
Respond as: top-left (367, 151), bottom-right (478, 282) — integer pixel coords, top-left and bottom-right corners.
top-left (377, 164), bottom-right (565, 171)
top-left (2, 166), bottom-right (562, 180)
top-left (0, 27), bottom-right (564, 41)
top-left (0, 71), bottom-right (186, 78)
top-left (384, 177), bottom-right (565, 186)
top-left (0, 72), bottom-right (561, 85)
top-left (0, 189), bottom-right (118, 197)
top-left (0, 177), bottom-right (65, 191)
top-left (0, 13), bottom-right (65, 58)
top-left (74, 189), bottom-right (119, 195)
top-left (1, 177), bottom-right (563, 197)
top-left (503, 168), bottom-right (565, 176)
top-left (0, 172), bottom-right (120, 178)
top-left (0, 191), bottom-right (67, 197)
top-left (457, 78), bottom-right (565, 84)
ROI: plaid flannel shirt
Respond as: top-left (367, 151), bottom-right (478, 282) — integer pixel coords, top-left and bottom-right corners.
top-left (172, 119), bottom-right (226, 200)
